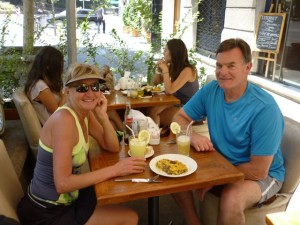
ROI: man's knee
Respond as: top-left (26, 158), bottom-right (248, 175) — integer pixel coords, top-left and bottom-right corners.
top-left (219, 185), bottom-right (243, 212)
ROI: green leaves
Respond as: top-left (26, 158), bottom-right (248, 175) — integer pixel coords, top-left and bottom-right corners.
top-left (100, 28), bottom-right (144, 77)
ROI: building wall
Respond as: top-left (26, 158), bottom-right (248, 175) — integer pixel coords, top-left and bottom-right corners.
top-left (180, 0), bottom-right (198, 49)
top-left (162, 0), bottom-right (197, 49)
top-left (162, 0), bottom-right (266, 53)
top-left (161, 0), bottom-right (175, 41)
top-left (221, 0), bottom-right (266, 50)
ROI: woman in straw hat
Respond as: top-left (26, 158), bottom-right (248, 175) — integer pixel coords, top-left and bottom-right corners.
top-left (18, 63), bottom-right (146, 225)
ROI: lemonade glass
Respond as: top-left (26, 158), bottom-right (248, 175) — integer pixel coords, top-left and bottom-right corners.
top-left (137, 88), bottom-right (144, 97)
top-left (176, 130), bottom-right (191, 156)
top-left (129, 136), bottom-right (147, 157)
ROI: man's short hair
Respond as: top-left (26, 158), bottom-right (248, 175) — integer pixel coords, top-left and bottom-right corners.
top-left (216, 38), bottom-right (252, 63)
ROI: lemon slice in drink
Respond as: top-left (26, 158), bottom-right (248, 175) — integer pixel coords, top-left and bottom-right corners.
top-left (138, 129), bottom-right (151, 145)
top-left (170, 122), bottom-right (181, 134)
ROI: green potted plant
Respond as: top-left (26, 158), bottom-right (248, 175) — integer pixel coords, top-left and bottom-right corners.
top-left (128, 2), bottom-right (141, 37)
top-left (100, 29), bottom-right (144, 77)
top-left (122, 4), bottom-right (131, 34)
top-left (139, 0), bottom-right (152, 37)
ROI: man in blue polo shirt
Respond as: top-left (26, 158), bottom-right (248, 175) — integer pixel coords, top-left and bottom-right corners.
top-left (172, 38), bottom-right (285, 225)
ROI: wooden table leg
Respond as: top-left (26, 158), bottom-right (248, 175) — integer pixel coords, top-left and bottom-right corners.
top-left (148, 196), bottom-right (159, 225)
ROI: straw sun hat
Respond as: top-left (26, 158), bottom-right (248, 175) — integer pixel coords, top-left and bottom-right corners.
top-left (64, 63), bottom-right (105, 86)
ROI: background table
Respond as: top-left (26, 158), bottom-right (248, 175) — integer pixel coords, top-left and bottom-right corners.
top-left (106, 91), bottom-right (180, 110)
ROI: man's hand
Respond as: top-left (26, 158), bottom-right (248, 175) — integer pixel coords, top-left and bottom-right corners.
top-left (191, 132), bottom-right (215, 152)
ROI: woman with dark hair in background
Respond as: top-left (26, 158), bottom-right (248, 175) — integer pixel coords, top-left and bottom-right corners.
top-left (24, 46), bottom-right (66, 125)
top-left (148, 38), bottom-right (199, 128)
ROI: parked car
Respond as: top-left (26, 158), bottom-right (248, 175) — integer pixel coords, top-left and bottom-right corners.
top-left (47, 8), bottom-right (97, 24)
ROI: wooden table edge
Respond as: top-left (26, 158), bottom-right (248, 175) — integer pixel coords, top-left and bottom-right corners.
top-left (96, 174), bottom-right (244, 206)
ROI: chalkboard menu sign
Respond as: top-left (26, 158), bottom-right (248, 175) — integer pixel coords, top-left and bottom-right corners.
top-left (255, 13), bottom-right (286, 53)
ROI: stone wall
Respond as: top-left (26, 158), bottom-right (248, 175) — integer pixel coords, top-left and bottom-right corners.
top-left (221, 0), bottom-right (266, 50)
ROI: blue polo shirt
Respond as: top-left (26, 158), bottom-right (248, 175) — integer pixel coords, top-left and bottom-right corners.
top-left (184, 80), bottom-right (285, 182)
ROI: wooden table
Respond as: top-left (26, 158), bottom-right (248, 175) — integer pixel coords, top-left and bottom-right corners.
top-left (106, 90), bottom-right (181, 110)
top-left (89, 136), bottom-right (244, 225)
top-left (265, 210), bottom-right (300, 225)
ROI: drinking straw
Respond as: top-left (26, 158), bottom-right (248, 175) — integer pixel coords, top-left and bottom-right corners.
top-left (186, 120), bottom-right (194, 136)
top-left (126, 125), bottom-right (135, 138)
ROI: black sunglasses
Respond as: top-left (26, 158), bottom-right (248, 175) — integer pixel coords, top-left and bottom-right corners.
top-left (69, 83), bottom-right (100, 93)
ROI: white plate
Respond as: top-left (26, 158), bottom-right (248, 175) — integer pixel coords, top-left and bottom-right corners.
top-left (128, 147), bottom-right (154, 159)
top-left (121, 90), bottom-right (128, 95)
top-left (151, 90), bottom-right (164, 94)
top-left (102, 90), bottom-right (111, 95)
top-left (149, 154), bottom-right (197, 177)
top-left (140, 96), bottom-right (152, 99)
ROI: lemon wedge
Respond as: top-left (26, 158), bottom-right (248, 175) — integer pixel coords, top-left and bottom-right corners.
top-left (138, 129), bottom-right (151, 145)
top-left (170, 122), bottom-right (181, 134)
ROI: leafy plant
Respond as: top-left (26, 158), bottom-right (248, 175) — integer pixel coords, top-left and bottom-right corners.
top-left (0, 11), bottom-right (28, 99)
top-left (0, 48), bottom-right (27, 99)
top-left (0, 1), bottom-right (15, 11)
top-left (0, 10), bottom-right (49, 99)
top-left (127, 1), bottom-right (141, 30)
top-left (56, 20), bottom-right (68, 59)
top-left (122, 0), bottom-right (154, 32)
top-left (144, 43), bottom-right (156, 84)
top-left (187, 42), bottom-right (206, 86)
top-left (198, 66), bottom-right (207, 87)
top-left (139, 0), bottom-right (153, 32)
top-left (100, 28), bottom-right (143, 77)
top-left (78, 20), bottom-right (100, 66)
top-left (90, 0), bottom-right (111, 9)
top-left (122, 4), bottom-right (131, 27)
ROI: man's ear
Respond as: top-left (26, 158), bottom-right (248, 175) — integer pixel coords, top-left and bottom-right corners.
top-left (246, 61), bottom-right (252, 73)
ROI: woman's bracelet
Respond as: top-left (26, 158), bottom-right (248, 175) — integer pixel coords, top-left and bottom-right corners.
top-left (162, 71), bottom-right (169, 75)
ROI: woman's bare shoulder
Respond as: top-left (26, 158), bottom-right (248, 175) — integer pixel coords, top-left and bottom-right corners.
top-left (47, 108), bottom-right (76, 128)
top-left (182, 66), bottom-right (197, 81)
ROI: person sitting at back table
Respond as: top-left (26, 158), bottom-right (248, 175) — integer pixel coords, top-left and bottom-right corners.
top-left (24, 46), bottom-right (66, 125)
top-left (24, 47), bottom-right (123, 135)
top-left (17, 63), bottom-right (147, 225)
top-left (148, 38), bottom-right (199, 128)
top-left (100, 65), bottom-right (124, 132)
top-left (172, 38), bottom-right (285, 225)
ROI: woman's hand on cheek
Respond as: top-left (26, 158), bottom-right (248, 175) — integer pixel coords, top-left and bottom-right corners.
top-left (95, 92), bottom-right (107, 114)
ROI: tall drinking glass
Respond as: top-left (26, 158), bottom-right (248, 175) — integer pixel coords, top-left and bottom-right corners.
top-left (129, 136), bottom-right (147, 157)
top-left (176, 129), bottom-right (191, 156)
